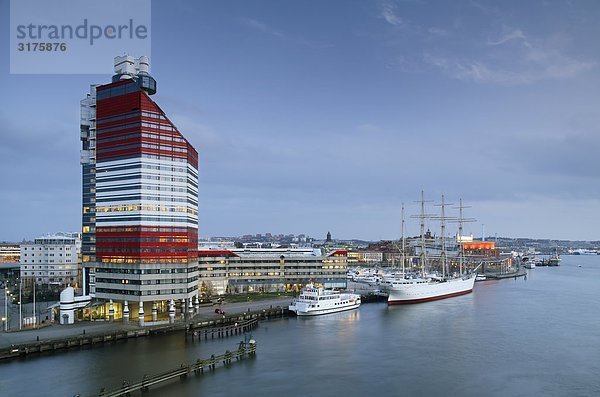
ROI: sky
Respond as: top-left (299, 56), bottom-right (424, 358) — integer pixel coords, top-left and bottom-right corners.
top-left (1, 0), bottom-right (600, 242)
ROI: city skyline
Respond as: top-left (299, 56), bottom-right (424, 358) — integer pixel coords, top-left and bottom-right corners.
top-left (2, 1), bottom-right (600, 241)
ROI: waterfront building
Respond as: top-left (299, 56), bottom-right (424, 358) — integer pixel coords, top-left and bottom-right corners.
top-left (0, 243), bottom-right (20, 263)
top-left (347, 250), bottom-right (360, 264)
top-left (19, 234), bottom-right (80, 288)
top-left (358, 251), bottom-right (384, 264)
top-left (461, 241), bottom-right (500, 258)
top-left (198, 241), bottom-right (236, 250)
top-left (80, 81), bottom-right (98, 295)
top-left (80, 55), bottom-right (199, 321)
top-left (345, 250), bottom-right (384, 265)
top-left (197, 248), bottom-right (347, 297)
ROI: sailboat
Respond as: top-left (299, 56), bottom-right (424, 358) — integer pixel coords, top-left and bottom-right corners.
top-left (382, 192), bottom-right (480, 304)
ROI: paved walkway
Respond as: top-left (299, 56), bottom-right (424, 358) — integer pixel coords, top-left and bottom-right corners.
top-left (0, 296), bottom-right (294, 349)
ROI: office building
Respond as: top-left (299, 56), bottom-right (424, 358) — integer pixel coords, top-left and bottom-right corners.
top-left (80, 56), bottom-right (199, 321)
top-left (197, 248), bottom-right (347, 296)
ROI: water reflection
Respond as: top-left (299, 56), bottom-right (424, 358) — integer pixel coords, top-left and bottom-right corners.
top-left (2, 256), bottom-right (600, 396)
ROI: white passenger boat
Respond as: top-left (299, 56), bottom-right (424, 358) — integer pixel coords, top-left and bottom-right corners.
top-left (288, 284), bottom-right (361, 316)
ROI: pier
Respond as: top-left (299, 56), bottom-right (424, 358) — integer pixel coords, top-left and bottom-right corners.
top-left (360, 292), bottom-right (388, 303)
top-left (92, 340), bottom-right (256, 397)
top-left (0, 329), bottom-right (150, 360)
top-left (186, 317), bottom-right (259, 341)
top-left (0, 295), bottom-right (385, 361)
top-left (484, 266), bottom-right (527, 280)
top-left (0, 306), bottom-right (284, 361)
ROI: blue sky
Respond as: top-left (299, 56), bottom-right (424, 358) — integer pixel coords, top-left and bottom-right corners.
top-left (1, 0), bottom-right (600, 241)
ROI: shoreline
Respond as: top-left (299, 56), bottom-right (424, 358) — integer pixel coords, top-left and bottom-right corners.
top-left (0, 296), bottom-right (295, 358)
top-left (0, 298), bottom-right (293, 361)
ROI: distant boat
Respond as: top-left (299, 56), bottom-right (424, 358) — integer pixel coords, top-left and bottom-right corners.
top-left (542, 249), bottom-right (561, 266)
top-left (571, 249), bottom-right (596, 255)
top-left (522, 257), bottom-right (538, 269)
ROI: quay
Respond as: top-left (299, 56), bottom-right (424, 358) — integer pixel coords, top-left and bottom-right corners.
top-left (0, 292), bottom-right (385, 361)
top-left (360, 292), bottom-right (388, 303)
top-left (91, 340), bottom-right (257, 397)
top-left (0, 305), bottom-right (282, 361)
top-left (484, 266), bottom-right (528, 280)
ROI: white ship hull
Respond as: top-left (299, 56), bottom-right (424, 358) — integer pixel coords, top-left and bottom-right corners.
top-left (289, 300), bottom-right (361, 316)
top-left (288, 284), bottom-right (361, 316)
top-left (386, 274), bottom-right (476, 304)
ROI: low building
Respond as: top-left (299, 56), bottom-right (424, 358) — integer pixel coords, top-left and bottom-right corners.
top-left (0, 243), bottom-right (20, 263)
top-left (19, 234), bottom-right (80, 288)
top-left (461, 241), bottom-right (500, 257)
top-left (359, 251), bottom-right (384, 263)
top-left (347, 251), bottom-right (360, 264)
top-left (198, 248), bottom-right (347, 296)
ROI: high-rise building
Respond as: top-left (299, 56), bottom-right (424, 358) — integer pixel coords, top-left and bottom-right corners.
top-left (80, 56), bottom-right (199, 322)
top-left (80, 82), bottom-right (98, 293)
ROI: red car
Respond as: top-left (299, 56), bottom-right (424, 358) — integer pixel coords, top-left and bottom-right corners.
top-left (214, 308), bottom-right (225, 315)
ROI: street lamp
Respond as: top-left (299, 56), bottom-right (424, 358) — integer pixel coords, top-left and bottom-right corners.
top-left (18, 278), bottom-right (22, 330)
top-left (3, 289), bottom-right (9, 332)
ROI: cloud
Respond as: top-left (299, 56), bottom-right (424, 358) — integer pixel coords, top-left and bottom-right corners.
top-left (356, 123), bottom-right (382, 134)
top-left (428, 27), bottom-right (449, 37)
top-left (487, 27), bottom-right (528, 46)
top-left (468, 0), bottom-right (502, 17)
top-left (380, 1), bottom-right (403, 26)
top-left (240, 17), bottom-right (285, 39)
top-left (423, 54), bottom-right (522, 84)
top-left (239, 17), bottom-right (332, 49)
top-left (423, 36), bottom-right (595, 85)
top-left (375, 1), bottom-right (595, 85)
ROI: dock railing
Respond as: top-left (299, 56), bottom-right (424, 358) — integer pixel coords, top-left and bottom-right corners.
top-left (93, 340), bottom-right (256, 397)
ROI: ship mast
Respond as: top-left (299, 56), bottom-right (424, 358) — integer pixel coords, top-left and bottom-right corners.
top-left (433, 195), bottom-right (458, 279)
top-left (420, 191), bottom-right (426, 276)
top-left (452, 198), bottom-right (475, 276)
top-left (411, 191), bottom-right (434, 277)
top-left (458, 198), bottom-right (464, 276)
top-left (401, 203), bottom-right (406, 276)
top-left (440, 194), bottom-right (447, 279)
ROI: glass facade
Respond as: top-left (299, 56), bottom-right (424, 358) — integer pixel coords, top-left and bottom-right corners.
top-left (82, 66), bottom-right (199, 304)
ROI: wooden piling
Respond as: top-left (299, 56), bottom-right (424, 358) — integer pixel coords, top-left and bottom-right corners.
top-left (93, 341), bottom-right (256, 397)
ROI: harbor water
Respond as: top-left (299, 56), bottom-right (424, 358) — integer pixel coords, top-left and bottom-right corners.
top-left (2, 255), bottom-right (599, 396)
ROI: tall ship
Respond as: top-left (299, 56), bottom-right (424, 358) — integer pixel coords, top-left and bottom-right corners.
top-left (289, 284), bottom-right (361, 316)
top-left (381, 193), bottom-right (480, 304)
top-left (383, 274), bottom-right (477, 304)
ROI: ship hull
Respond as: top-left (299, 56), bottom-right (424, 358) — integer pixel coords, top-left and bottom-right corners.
top-left (289, 302), bottom-right (361, 316)
top-left (387, 275), bottom-right (476, 305)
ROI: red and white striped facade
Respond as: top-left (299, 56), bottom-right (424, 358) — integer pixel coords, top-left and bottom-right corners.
top-left (84, 58), bottom-right (199, 308)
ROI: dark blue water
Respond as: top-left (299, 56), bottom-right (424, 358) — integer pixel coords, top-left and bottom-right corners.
top-left (2, 256), bottom-right (599, 396)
